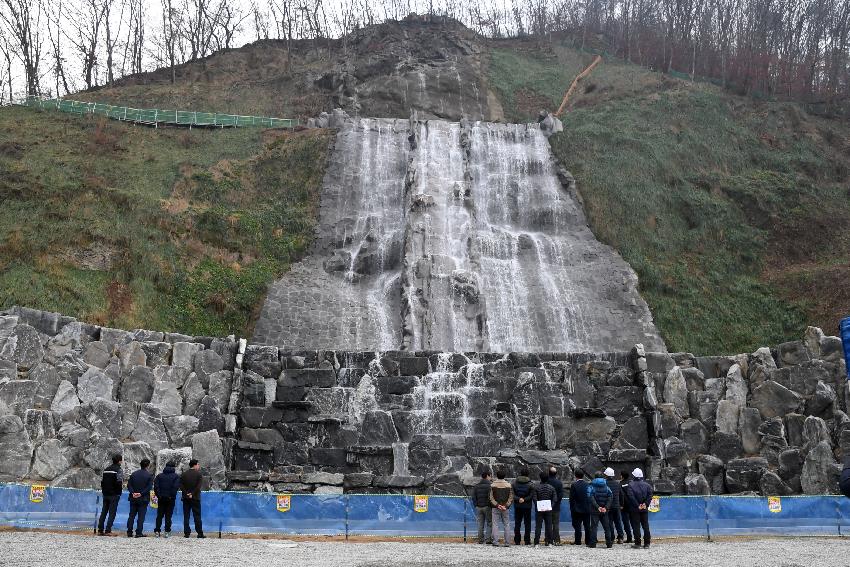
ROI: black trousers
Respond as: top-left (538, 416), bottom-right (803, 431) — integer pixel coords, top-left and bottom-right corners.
top-left (183, 498), bottom-right (204, 536)
top-left (622, 508), bottom-right (633, 540)
top-left (609, 507), bottom-right (627, 539)
top-left (534, 510), bottom-right (553, 545)
top-left (629, 510), bottom-right (651, 546)
top-left (551, 507), bottom-right (561, 543)
top-left (588, 512), bottom-right (613, 547)
top-left (127, 500), bottom-right (148, 536)
top-left (155, 497), bottom-right (176, 533)
top-left (571, 511), bottom-right (591, 544)
top-left (97, 495), bottom-right (119, 534)
top-left (514, 507), bottom-right (532, 544)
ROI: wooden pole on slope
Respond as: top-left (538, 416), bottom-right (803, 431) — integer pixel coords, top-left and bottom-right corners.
top-left (554, 55), bottom-right (603, 117)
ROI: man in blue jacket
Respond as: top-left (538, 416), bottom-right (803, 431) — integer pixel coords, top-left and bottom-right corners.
top-left (625, 468), bottom-right (653, 548)
top-left (546, 466), bottom-right (564, 545)
top-left (586, 473), bottom-right (614, 548)
top-left (126, 458), bottom-right (153, 538)
top-left (568, 469), bottom-right (591, 545)
top-left (153, 462), bottom-right (181, 537)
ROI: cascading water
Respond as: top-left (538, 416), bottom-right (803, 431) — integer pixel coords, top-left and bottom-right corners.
top-left (254, 112), bottom-right (665, 354)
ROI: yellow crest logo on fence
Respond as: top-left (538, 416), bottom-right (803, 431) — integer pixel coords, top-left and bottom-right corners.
top-left (276, 494), bottom-right (291, 513)
top-left (768, 496), bottom-right (781, 513)
top-left (648, 496), bottom-right (660, 513)
top-left (150, 491), bottom-right (158, 509)
top-left (29, 485), bottom-right (46, 503)
top-left (413, 495), bottom-right (428, 513)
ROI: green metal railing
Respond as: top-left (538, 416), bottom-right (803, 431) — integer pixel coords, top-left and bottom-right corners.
top-left (22, 96), bottom-right (299, 129)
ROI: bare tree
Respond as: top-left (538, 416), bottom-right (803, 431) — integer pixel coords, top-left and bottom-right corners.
top-left (66, 0), bottom-right (109, 89)
top-left (0, 0), bottom-right (45, 96)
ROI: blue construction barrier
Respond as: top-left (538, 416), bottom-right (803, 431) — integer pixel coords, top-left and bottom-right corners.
top-left (0, 484), bottom-right (848, 538)
top-left (840, 316), bottom-right (850, 380)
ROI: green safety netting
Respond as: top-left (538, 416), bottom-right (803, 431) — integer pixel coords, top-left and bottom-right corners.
top-left (23, 96), bottom-right (298, 129)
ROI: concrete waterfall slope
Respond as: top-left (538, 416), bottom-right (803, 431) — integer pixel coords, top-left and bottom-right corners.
top-left (254, 112), bottom-right (664, 352)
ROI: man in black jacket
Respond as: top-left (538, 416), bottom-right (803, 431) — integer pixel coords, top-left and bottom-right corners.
top-left (604, 468), bottom-right (625, 543)
top-left (619, 470), bottom-right (634, 543)
top-left (97, 454), bottom-right (123, 536)
top-left (625, 468), bottom-right (653, 549)
top-left (181, 459), bottom-right (205, 538)
top-left (533, 471), bottom-right (556, 546)
top-left (471, 470), bottom-right (493, 544)
top-left (512, 468), bottom-right (534, 545)
top-left (546, 466), bottom-right (564, 545)
top-left (126, 458), bottom-right (153, 538)
top-left (153, 462), bottom-right (181, 537)
top-left (568, 469), bottom-right (591, 545)
top-left (841, 455), bottom-right (850, 498)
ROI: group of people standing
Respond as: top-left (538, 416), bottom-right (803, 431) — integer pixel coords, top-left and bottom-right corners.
top-left (96, 455), bottom-right (206, 539)
top-left (472, 466), bottom-right (653, 549)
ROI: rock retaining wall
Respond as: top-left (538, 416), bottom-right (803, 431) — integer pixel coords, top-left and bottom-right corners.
top-left (0, 306), bottom-right (847, 497)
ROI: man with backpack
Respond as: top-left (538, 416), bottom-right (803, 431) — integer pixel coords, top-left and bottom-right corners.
top-left (587, 472), bottom-right (614, 548)
top-left (126, 458), bottom-right (153, 538)
top-left (153, 461), bottom-right (181, 538)
top-left (512, 467), bottom-right (534, 545)
top-left (625, 468), bottom-right (654, 548)
top-left (471, 469), bottom-right (493, 544)
top-left (96, 454), bottom-right (123, 536)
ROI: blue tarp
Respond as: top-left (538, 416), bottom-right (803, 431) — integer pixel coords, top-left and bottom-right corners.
top-left (0, 484), bottom-right (847, 538)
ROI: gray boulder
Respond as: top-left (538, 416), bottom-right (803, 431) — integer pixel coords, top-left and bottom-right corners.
top-left (759, 470), bottom-right (792, 496)
top-left (801, 440), bottom-right (840, 494)
top-left (192, 429), bottom-right (226, 489)
top-left (24, 409), bottom-right (56, 443)
top-left (680, 418), bottom-right (709, 456)
top-left (163, 415), bottom-right (199, 447)
top-left (725, 457), bottom-right (768, 493)
top-left (242, 370), bottom-right (266, 407)
top-left (30, 363), bottom-right (61, 408)
top-left (119, 365), bottom-right (154, 404)
top-left (172, 342), bottom-right (204, 369)
top-left (50, 380), bottom-right (80, 419)
top-left (156, 446), bottom-right (193, 475)
top-left (711, 431), bottom-right (743, 463)
top-left (120, 441), bottom-right (155, 477)
top-left (150, 379), bottom-right (182, 417)
top-left (739, 407), bottom-right (762, 454)
top-left (751, 380), bottom-right (803, 419)
top-left (79, 399), bottom-right (122, 438)
top-left (51, 467), bottom-right (99, 489)
top-left (77, 367), bottom-right (114, 403)
top-left (663, 367), bottom-right (689, 416)
top-left (802, 415), bottom-right (831, 455)
top-left (130, 404), bottom-right (169, 451)
top-left (83, 341), bottom-right (111, 369)
top-left (193, 350), bottom-right (224, 390)
top-left (31, 438), bottom-right (69, 480)
top-left (208, 370), bottom-right (234, 410)
top-left (685, 473), bottom-right (710, 495)
top-left (0, 379), bottom-right (37, 416)
top-left (715, 400), bottom-right (740, 434)
top-left (785, 413), bottom-right (806, 447)
top-left (697, 454), bottom-right (725, 493)
top-left (806, 380), bottom-right (836, 417)
top-left (140, 342), bottom-right (171, 367)
top-left (0, 415), bottom-right (33, 478)
top-left (83, 436), bottom-right (123, 471)
top-left (194, 395), bottom-right (224, 435)
top-left (724, 364), bottom-right (748, 407)
top-left (5, 324), bottom-right (45, 370)
top-left (116, 341), bottom-right (147, 371)
top-left (359, 410), bottom-right (399, 446)
top-left (119, 401), bottom-right (140, 438)
top-left (182, 373), bottom-right (206, 415)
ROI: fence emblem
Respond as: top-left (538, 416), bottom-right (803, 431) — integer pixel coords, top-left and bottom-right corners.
top-left (648, 496), bottom-right (660, 513)
top-left (768, 496), bottom-right (781, 513)
top-left (29, 485), bottom-right (46, 503)
top-left (414, 495), bottom-right (429, 513)
top-left (276, 494), bottom-right (291, 513)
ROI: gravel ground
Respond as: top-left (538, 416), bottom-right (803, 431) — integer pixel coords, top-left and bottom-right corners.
top-left (2, 531), bottom-right (848, 567)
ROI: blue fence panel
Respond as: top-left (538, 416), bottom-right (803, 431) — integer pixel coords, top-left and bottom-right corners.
top-left (0, 484), bottom-right (99, 531)
top-left (707, 496), bottom-right (840, 536)
top-left (649, 497), bottom-right (709, 537)
top-left (840, 316), bottom-right (850, 380)
top-left (347, 495), bottom-right (468, 537)
top-left (220, 492), bottom-right (346, 535)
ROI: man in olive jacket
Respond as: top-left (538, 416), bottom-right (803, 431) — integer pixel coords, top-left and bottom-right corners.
top-left (489, 469), bottom-right (514, 547)
top-left (180, 459), bottom-right (205, 538)
top-left (471, 470), bottom-right (493, 544)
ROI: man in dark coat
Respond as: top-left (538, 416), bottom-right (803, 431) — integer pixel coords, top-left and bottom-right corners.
top-left (153, 462), bottom-right (181, 537)
top-left (625, 468), bottom-right (653, 548)
top-left (126, 458), bottom-right (153, 538)
top-left (180, 459), bottom-right (205, 538)
top-left (97, 454), bottom-right (123, 536)
top-left (619, 470), bottom-right (634, 543)
top-left (568, 469), bottom-right (591, 545)
top-left (586, 473), bottom-right (614, 548)
top-left (841, 455), bottom-right (850, 498)
top-left (546, 466), bottom-right (564, 545)
top-left (605, 468), bottom-right (626, 543)
top-left (512, 468), bottom-right (534, 545)
top-left (533, 471), bottom-right (556, 546)
top-left (471, 470), bottom-right (493, 544)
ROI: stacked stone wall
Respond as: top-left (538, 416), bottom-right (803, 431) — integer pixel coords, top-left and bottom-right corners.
top-left (1, 306), bottom-right (846, 497)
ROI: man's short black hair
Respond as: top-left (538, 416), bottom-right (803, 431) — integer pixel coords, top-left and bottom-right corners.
top-left (166, 461), bottom-right (176, 468)
top-left (620, 470), bottom-right (629, 480)
top-left (539, 471), bottom-right (548, 482)
top-left (594, 472), bottom-right (604, 479)
top-left (575, 470), bottom-right (585, 479)
top-left (496, 469), bottom-right (506, 480)
top-left (140, 458), bottom-right (150, 469)
top-left (481, 469), bottom-right (491, 479)
top-left (520, 467), bottom-right (529, 476)
top-left (112, 454), bottom-right (123, 464)
top-left (189, 459), bottom-right (199, 468)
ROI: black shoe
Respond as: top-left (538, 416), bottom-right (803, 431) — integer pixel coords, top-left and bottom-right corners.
top-left (587, 544), bottom-right (597, 548)
top-left (127, 533), bottom-right (133, 538)
top-left (607, 543), bottom-right (613, 548)
top-left (197, 534), bottom-right (206, 539)
top-left (625, 539), bottom-right (633, 544)
top-left (643, 544), bottom-right (650, 548)
top-left (184, 534), bottom-right (191, 538)
top-left (135, 534), bottom-right (146, 538)
top-left (632, 544), bottom-right (643, 549)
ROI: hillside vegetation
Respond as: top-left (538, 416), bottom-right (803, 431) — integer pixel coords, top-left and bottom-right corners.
top-left (0, 106), bottom-right (332, 336)
top-left (489, 42), bottom-right (850, 354)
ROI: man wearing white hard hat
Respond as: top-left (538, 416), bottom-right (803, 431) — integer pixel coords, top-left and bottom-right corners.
top-left (623, 468), bottom-right (653, 548)
top-left (603, 468), bottom-right (626, 544)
